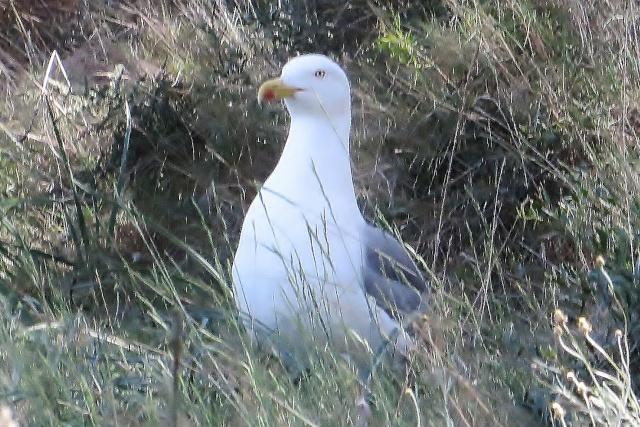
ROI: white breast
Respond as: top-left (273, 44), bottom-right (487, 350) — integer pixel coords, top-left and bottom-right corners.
top-left (231, 182), bottom-right (385, 358)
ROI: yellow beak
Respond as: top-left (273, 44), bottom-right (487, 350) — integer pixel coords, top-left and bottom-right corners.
top-left (257, 78), bottom-right (298, 104)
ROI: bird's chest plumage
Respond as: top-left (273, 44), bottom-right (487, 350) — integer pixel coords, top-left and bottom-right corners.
top-left (235, 187), bottom-right (364, 292)
top-left (232, 185), bottom-right (371, 344)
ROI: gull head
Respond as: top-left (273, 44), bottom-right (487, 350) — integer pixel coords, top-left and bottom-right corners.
top-left (258, 54), bottom-right (351, 120)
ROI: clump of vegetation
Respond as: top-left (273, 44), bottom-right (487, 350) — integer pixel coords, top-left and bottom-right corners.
top-left (534, 259), bottom-right (640, 426)
top-left (0, 0), bottom-right (639, 425)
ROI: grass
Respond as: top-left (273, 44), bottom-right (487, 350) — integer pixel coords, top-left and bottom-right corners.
top-left (0, 0), bottom-right (639, 425)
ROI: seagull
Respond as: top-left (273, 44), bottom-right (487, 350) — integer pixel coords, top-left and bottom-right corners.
top-left (231, 54), bottom-right (428, 371)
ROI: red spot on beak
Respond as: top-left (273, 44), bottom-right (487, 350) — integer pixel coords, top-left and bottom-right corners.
top-left (263, 90), bottom-right (275, 102)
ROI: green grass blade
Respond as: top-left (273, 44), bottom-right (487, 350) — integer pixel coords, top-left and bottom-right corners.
top-left (44, 96), bottom-right (91, 259)
top-left (108, 101), bottom-right (132, 238)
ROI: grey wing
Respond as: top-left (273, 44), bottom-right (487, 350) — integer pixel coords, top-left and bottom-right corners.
top-left (361, 224), bottom-right (429, 317)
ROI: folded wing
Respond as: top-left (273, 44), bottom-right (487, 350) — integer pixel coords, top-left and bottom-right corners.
top-left (361, 224), bottom-right (428, 318)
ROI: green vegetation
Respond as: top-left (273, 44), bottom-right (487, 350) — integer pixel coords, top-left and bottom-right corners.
top-left (0, 0), bottom-right (639, 425)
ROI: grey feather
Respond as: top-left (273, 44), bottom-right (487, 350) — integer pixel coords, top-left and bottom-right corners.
top-left (361, 224), bottom-right (429, 317)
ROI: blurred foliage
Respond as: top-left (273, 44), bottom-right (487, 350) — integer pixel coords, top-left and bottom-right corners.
top-left (0, 0), bottom-right (639, 425)
top-left (0, 0), bottom-right (95, 85)
top-left (246, 0), bottom-right (449, 59)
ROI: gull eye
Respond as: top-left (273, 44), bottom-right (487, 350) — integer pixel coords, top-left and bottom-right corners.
top-left (314, 69), bottom-right (326, 78)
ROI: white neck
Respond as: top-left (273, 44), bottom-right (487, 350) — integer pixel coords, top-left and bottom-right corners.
top-left (264, 113), bottom-right (359, 216)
